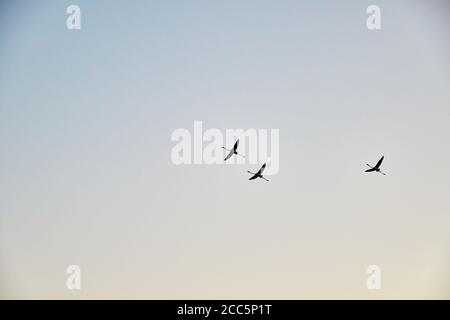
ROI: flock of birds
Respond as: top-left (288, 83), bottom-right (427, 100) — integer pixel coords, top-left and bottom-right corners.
top-left (222, 139), bottom-right (270, 182)
top-left (222, 139), bottom-right (387, 182)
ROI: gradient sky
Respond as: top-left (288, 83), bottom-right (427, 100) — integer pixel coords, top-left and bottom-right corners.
top-left (0, 0), bottom-right (449, 299)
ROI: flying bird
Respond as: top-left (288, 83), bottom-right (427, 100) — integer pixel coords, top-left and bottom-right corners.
top-left (248, 163), bottom-right (269, 181)
top-left (222, 139), bottom-right (245, 161)
top-left (365, 156), bottom-right (386, 175)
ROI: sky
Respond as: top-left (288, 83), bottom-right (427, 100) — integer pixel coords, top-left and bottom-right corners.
top-left (0, 0), bottom-right (449, 299)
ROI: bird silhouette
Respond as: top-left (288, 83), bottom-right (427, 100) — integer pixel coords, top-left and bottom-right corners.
top-left (248, 163), bottom-right (269, 181)
top-left (365, 156), bottom-right (386, 175)
top-left (222, 139), bottom-right (245, 161)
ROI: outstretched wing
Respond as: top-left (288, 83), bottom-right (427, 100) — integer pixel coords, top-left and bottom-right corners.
top-left (365, 167), bottom-right (376, 172)
top-left (249, 174), bottom-right (258, 180)
top-left (257, 163), bottom-right (266, 175)
top-left (233, 139), bottom-right (239, 152)
top-left (375, 156), bottom-right (384, 169)
top-left (224, 149), bottom-right (234, 161)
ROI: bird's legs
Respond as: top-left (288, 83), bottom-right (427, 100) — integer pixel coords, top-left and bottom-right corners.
top-left (247, 171), bottom-right (255, 175)
top-left (378, 170), bottom-right (386, 175)
top-left (261, 176), bottom-right (270, 182)
top-left (366, 164), bottom-right (374, 169)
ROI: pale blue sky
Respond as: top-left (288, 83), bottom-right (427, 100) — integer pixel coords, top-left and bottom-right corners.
top-left (0, 0), bottom-right (449, 298)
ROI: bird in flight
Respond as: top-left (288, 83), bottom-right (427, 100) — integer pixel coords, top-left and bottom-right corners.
top-left (365, 156), bottom-right (386, 175)
top-left (248, 163), bottom-right (269, 181)
top-left (222, 139), bottom-right (245, 161)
